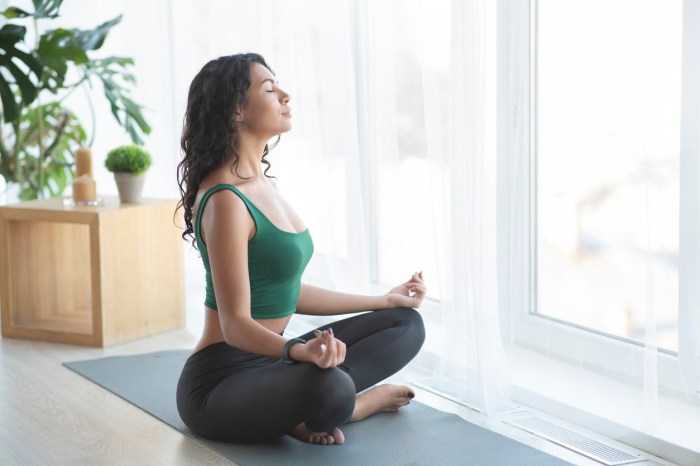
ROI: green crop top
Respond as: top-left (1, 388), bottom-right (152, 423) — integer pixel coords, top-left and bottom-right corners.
top-left (194, 183), bottom-right (314, 319)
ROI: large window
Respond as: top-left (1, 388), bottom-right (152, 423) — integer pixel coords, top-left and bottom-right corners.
top-left (533, 0), bottom-right (682, 352)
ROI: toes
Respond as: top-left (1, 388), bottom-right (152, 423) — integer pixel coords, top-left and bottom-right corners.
top-left (331, 427), bottom-right (345, 445)
top-left (310, 434), bottom-right (334, 445)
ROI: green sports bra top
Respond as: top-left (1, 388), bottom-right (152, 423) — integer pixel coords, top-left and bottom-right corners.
top-left (194, 183), bottom-right (314, 319)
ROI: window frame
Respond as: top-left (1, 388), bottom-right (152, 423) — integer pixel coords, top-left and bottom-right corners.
top-left (500, 0), bottom-right (699, 398)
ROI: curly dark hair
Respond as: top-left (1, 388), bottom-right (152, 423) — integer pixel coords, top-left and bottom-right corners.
top-left (176, 53), bottom-right (278, 248)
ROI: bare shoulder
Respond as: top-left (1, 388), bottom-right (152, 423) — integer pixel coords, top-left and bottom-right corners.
top-left (198, 185), bottom-right (255, 244)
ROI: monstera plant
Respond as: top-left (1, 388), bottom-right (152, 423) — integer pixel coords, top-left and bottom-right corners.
top-left (0, 0), bottom-right (150, 200)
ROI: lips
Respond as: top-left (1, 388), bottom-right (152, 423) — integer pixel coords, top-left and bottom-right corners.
top-left (281, 107), bottom-right (292, 117)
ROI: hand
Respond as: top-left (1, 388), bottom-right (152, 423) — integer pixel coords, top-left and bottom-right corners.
top-left (385, 271), bottom-right (427, 309)
top-left (292, 328), bottom-right (346, 369)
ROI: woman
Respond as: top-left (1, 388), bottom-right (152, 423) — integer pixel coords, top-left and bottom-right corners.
top-left (175, 53), bottom-right (426, 446)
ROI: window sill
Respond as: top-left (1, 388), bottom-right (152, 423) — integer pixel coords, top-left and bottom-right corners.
top-left (509, 346), bottom-right (700, 466)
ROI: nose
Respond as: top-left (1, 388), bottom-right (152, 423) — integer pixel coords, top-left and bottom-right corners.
top-left (280, 90), bottom-right (290, 104)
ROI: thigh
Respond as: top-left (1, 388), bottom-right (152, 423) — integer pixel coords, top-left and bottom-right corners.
top-left (298, 308), bottom-right (425, 392)
top-left (298, 308), bottom-right (413, 345)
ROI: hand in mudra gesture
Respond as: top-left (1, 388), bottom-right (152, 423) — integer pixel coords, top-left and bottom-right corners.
top-left (298, 328), bottom-right (346, 369)
top-left (386, 271), bottom-right (427, 309)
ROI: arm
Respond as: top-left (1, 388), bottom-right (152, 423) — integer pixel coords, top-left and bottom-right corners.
top-left (295, 283), bottom-right (391, 316)
top-left (296, 272), bottom-right (427, 316)
top-left (204, 190), bottom-right (288, 358)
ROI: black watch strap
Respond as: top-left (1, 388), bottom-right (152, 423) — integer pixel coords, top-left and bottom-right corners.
top-left (282, 338), bottom-right (305, 365)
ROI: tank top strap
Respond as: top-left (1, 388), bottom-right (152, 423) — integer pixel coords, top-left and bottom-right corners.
top-left (194, 184), bottom-right (264, 248)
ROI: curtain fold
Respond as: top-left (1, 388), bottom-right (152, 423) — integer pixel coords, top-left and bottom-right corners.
top-left (419, 0), bottom-right (512, 414)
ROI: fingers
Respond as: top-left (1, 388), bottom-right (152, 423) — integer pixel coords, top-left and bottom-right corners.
top-left (405, 271), bottom-right (425, 288)
top-left (327, 328), bottom-right (346, 366)
top-left (408, 271), bottom-right (426, 298)
top-left (312, 328), bottom-right (346, 368)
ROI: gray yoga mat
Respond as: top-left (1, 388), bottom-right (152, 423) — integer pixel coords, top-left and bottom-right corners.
top-left (64, 350), bottom-right (572, 466)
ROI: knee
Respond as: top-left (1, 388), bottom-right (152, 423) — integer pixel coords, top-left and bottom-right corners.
top-left (301, 366), bottom-right (356, 429)
top-left (389, 307), bottom-right (426, 348)
top-left (306, 366), bottom-right (356, 403)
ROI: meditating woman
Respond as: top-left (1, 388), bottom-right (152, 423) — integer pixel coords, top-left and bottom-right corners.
top-left (175, 53), bottom-right (426, 445)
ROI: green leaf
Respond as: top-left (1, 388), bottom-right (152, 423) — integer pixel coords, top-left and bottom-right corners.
top-left (2, 7), bottom-right (32, 19)
top-left (32, 0), bottom-right (63, 19)
top-left (91, 57), bottom-right (150, 143)
top-left (0, 55), bottom-right (39, 105)
top-left (125, 119), bottom-right (141, 145)
top-left (0, 37), bottom-right (42, 118)
top-left (38, 28), bottom-right (87, 91)
top-left (70, 15), bottom-right (122, 51)
top-left (12, 49), bottom-right (44, 77)
top-left (0, 74), bottom-right (20, 121)
top-left (0, 24), bottom-right (26, 47)
top-left (39, 28), bottom-right (89, 65)
top-left (121, 96), bottom-right (151, 133)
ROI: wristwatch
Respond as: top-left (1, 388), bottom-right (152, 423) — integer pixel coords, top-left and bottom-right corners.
top-left (281, 338), bottom-right (305, 365)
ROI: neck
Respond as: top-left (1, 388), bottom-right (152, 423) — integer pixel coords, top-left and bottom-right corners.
top-left (229, 132), bottom-right (271, 179)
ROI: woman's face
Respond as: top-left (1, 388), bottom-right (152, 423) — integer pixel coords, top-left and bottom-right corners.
top-left (237, 62), bottom-right (292, 138)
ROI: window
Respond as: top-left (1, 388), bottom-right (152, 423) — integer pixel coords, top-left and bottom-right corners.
top-left (533, 0), bottom-right (682, 352)
top-left (504, 0), bottom-right (697, 395)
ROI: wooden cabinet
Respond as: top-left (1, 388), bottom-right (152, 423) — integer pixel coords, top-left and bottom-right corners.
top-left (0, 197), bottom-right (184, 346)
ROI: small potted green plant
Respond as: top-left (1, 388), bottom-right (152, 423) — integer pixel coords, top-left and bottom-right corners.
top-left (105, 145), bottom-right (152, 204)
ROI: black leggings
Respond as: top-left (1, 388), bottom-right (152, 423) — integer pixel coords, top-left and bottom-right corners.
top-left (176, 307), bottom-right (425, 443)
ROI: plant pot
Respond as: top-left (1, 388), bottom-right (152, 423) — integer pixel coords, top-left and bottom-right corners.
top-left (114, 172), bottom-right (146, 204)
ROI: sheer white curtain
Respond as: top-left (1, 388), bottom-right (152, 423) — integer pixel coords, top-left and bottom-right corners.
top-left (421, 0), bottom-right (511, 414)
top-left (355, 0), bottom-right (511, 414)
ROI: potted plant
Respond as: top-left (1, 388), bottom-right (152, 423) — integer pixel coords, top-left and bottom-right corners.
top-left (0, 0), bottom-right (150, 202)
top-left (104, 144), bottom-right (152, 204)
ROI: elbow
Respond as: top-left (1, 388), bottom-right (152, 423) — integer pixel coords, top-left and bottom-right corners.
top-left (219, 314), bottom-right (251, 349)
top-left (221, 325), bottom-right (242, 348)
top-left (222, 332), bottom-right (238, 348)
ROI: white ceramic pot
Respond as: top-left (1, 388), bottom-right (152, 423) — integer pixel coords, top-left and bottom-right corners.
top-left (114, 172), bottom-right (146, 204)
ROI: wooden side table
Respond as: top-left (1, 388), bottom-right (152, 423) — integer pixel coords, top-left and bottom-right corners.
top-left (0, 197), bottom-right (185, 346)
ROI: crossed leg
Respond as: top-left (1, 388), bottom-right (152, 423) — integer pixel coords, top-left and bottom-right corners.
top-left (291, 307), bottom-right (425, 445)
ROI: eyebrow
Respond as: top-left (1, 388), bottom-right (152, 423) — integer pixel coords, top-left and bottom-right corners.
top-left (260, 78), bottom-right (278, 86)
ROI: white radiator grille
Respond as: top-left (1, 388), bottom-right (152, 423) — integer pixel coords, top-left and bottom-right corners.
top-left (505, 416), bottom-right (646, 465)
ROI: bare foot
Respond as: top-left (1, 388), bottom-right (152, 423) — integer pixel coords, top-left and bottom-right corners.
top-left (350, 384), bottom-right (414, 422)
top-left (290, 423), bottom-right (345, 445)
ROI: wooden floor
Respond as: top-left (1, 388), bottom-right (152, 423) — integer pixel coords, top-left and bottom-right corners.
top-left (0, 329), bottom-right (676, 465)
